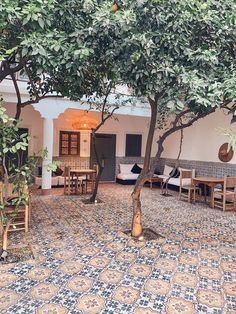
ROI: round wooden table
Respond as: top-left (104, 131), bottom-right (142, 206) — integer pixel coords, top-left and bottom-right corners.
top-left (193, 177), bottom-right (224, 207)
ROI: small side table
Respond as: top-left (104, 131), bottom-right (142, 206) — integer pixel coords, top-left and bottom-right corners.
top-left (146, 177), bottom-right (164, 190)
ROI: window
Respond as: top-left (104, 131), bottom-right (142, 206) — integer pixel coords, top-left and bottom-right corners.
top-left (125, 134), bottom-right (142, 157)
top-left (59, 131), bottom-right (80, 156)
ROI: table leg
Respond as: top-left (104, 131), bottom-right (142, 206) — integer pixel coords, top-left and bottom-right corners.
top-left (204, 184), bottom-right (207, 203)
top-left (85, 174), bottom-right (88, 193)
top-left (68, 176), bottom-right (71, 195)
top-left (75, 175), bottom-right (78, 194)
top-left (161, 181), bottom-right (164, 194)
top-left (193, 183), bottom-right (196, 203)
top-left (92, 173), bottom-right (96, 192)
top-left (210, 184), bottom-right (215, 208)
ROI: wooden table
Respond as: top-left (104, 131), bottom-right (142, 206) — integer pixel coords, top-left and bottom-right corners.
top-left (146, 176), bottom-right (164, 190)
top-left (193, 177), bottom-right (224, 207)
top-left (70, 169), bottom-right (96, 194)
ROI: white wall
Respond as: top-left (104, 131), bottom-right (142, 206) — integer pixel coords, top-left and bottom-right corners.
top-left (161, 109), bottom-right (236, 163)
top-left (55, 108), bottom-right (151, 157)
top-left (4, 103), bottom-right (236, 163)
top-left (4, 103), bottom-right (152, 157)
top-left (4, 103), bottom-right (43, 156)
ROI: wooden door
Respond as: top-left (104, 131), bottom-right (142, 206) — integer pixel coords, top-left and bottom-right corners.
top-left (90, 133), bottom-right (116, 182)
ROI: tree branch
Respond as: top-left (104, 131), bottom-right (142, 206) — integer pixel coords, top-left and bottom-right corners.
top-left (140, 106), bottom-right (218, 182)
top-left (101, 82), bottom-right (113, 123)
top-left (94, 105), bottom-right (119, 132)
top-left (0, 55), bottom-right (27, 83)
top-left (23, 62), bottom-right (40, 101)
top-left (20, 95), bottom-right (63, 108)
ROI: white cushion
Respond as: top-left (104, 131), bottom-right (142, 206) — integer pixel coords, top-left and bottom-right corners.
top-left (117, 173), bottom-right (140, 180)
top-left (34, 176), bottom-right (59, 186)
top-left (163, 165), bottom-right (174, 176)
top-left (156, 174), bottom-right (191, 187)
top-left (119, 164), bottom-right (134, 173)
top-left (119, 164), bottom-right (143, 174)
top-left (157, 174), bottom-right (168, 180)
top-left (168, 177), bottom-right (191, 187)
top-left (58, 176), bottom-right (65, 186)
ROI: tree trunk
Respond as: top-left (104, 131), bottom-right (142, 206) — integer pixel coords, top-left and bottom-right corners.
top-left (2, 220), bottom-right (11, 251)
top-left (131, 97), bottom-right (158, 238)
top-left (89, 131), bottom-right (104, 203)
top-left (131, 186), bottom-right (143, 237)
top-left (163, 128), bottom-right (184, 195)
top-left (2, 228), bottom-right (8, 251)
top-left (90, 164), bottom-right (104, 203)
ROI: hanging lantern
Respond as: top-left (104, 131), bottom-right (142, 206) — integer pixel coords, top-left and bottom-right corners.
top-left (72, 113), bottom-right (97, 131)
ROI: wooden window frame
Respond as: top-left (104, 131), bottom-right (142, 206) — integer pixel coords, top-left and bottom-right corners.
top-left (59, 131), bottom-right (80, 156)
top-left (125, 134), bottom-right (142, 157)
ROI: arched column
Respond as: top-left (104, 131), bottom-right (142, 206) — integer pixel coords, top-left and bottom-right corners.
top-left (41, 118), bottom-right (54, 195)
top-left (32, 98), bottom-right (67, 195)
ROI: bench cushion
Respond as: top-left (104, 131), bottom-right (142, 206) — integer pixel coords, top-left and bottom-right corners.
top-left (158, 175), bottom-right (191, 187)
top-left (119, 163), bottom-right (143, 174)
top-left (163, 165), bottom-right (174, 176)
top-left (117, 173), bottom-right (140, 180)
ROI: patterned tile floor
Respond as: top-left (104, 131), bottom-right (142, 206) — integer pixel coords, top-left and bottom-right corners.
top-left (0, 184), bottom-right (236, 314)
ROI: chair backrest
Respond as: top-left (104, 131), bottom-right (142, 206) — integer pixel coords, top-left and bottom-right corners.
top-left (93, 164), bottom-right (99, 174)
top-left (0, 182), bottom-right (15, 201)
top-left (64, 166), bottom-right (71, 177)
top-left (0, 181), bottom-right (29, 204)
top-left (224, 176), bottom-right (236, 190)
top-left (180, 170), bottom-right (193, 188)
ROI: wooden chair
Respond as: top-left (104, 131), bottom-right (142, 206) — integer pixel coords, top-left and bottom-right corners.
top-left (0, 182), bottom-right (30, 233)
top-left (213, 176), bottom-right (236, 211)
top-left (179, 170), bottom-right (198, 203)
top-left (82, 165), bottom-right (97, 194)
top-left (64, 166), bottom-right (78, 195)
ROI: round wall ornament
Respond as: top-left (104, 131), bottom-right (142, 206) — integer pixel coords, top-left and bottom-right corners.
top-left (218, 142), bottom-right (234, 162)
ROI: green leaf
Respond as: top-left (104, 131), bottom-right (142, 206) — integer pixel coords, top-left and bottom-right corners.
top-left (38, 17), bottom-right (45, 29)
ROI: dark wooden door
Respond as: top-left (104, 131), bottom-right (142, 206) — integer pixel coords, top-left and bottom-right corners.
top-left (90, 133), bottom-right (116, 182)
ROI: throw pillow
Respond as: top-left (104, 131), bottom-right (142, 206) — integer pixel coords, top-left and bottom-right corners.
top-left (169, 167), bottom-right (180, 178)
top-left (54, 166), bottom-right (63, 176)
top-left (131, 163), bottom-right (142, 174)
top-left (163, 165), bottom-right (174, 176)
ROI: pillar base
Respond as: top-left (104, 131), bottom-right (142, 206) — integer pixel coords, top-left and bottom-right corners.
top-left (41, 188), bottom-right (52, 196)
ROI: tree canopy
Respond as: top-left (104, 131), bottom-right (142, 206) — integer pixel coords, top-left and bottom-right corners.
top-left (1, 0), bottom-right (235, 111)
top-left (82, 0), bottom-right (236, 111)
top-left (0, 0), bottom-right (120, 117)
top-left (78, 0), bottom-right (236, 237)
